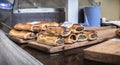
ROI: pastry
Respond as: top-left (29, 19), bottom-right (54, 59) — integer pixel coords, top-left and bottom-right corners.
top-left (49, 22), bottom-right (60, 27)
top-left (70, 24), bottom-right (84, 33)
top-left (63, 34), bottom-right (77, 43)
top-left (14, 23), bottom-right (40, 32)
top-left (76, 32), bottom-right (88, 42)
top-left (9, 29), bottom-right (36, 40)
top-left (116, 29), bottom-right (120, 37)
top-left (34, 22), bottom-right (50, 30)
top-left (45, 27), bottom-right (71, 36)
top-left (84, 30), bottom-right (98, 41)
top-left (37, 34), bottom-right (64, 46)
top-left (45, 27), bottom-right (64, 36)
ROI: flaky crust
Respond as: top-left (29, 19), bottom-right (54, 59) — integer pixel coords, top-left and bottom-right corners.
top-left (14, 23), bottom-right (32, 31)
top-left (76, 32), bottom-right (88, 42)
top-left (84, 30), bottom-right (98, 40)
top-left (37, 34), bottom-right (64, 46)
top-left (34, 22), bottom-right (50, 30)
top-left (49, 22), bottom-right (60, 27)
top-left (9, 29), bottom-right (36, 40)
top-left (45, 27), bottom-right (64, 36)
top-left (63, 34), bottom-right (77, 43)
top-left (70, 24), bottom-right (84, 33)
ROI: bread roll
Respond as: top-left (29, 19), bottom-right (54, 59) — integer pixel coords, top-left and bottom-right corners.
top-left (9, 29), bottom-right (36, 40)
top-left (63, 34), bottom-right (77, 43)
top-left (37, 34), bottom-right (64, 46)
top-left (71, 24), bottom-right (84, 33)
top-left (84, 30), bottom-right (98, 41)
top-left (76, 32), bottom-right (88, 42)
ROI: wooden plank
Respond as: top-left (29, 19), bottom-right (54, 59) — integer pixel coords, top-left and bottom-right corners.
top-left (27, 28), bottom-right (117, 53)
top-left (84, 26), bottom-right (116, 31)
top-left (84, 38), bottom-right (120, 64)
top-left (0, 29), bottom-right (43, 65)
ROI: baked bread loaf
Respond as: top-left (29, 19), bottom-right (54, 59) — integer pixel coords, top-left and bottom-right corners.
top-left (37, 34), bottom-right (64, 46)
top-left (9, 29), bottom-right (36, 40)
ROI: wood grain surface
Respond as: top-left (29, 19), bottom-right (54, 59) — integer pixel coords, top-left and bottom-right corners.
top-left (84, 38), bottom-right (120, 64)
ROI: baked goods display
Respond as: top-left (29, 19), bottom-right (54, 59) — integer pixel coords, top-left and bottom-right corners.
top-left (9, 21), bottom-right (98, 46)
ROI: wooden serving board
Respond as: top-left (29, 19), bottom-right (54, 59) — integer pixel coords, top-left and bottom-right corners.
top-left (8, 36), bottom-right (34, 44)
top-left (8, 27), bottom-right (117, 53)
top-left (27, 28), bottom-right (117, 53)
top-left (84, 38), bottom-right (120, 64)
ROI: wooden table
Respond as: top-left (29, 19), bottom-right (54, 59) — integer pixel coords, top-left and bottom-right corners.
top-left (84, 38), bottom-right (120, 65)
top-left (21, 44), bottom-right (115, 65)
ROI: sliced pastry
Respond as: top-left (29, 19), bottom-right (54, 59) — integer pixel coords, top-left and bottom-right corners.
top-left (70, 24), bottom-right (84, 33)
top-left (63, 34), bottom-right (77, 43)
top-left (76, 32), bottom-right (88, 42)
top-left (37, 34), bottom-right (64, 46)
top-left (84, 30), bottom-right (98, 41)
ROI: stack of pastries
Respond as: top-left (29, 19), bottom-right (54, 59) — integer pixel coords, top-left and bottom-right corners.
top-left (9, 21), bottom-right (98, 46)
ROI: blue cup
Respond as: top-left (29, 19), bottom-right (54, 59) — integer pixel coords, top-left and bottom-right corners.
top-left (84, 6), bottom-right (101, 27)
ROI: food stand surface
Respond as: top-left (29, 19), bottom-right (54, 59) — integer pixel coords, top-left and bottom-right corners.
top-left (0, 25), bottom-right (118, 65)
top-left (7, 26), bottom-right (118, 65)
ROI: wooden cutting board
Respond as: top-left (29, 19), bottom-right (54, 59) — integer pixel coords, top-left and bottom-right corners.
top-left (8, 27), bottom-right (117, 53)
top-left (84, 38), bottom-right (120, 64)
